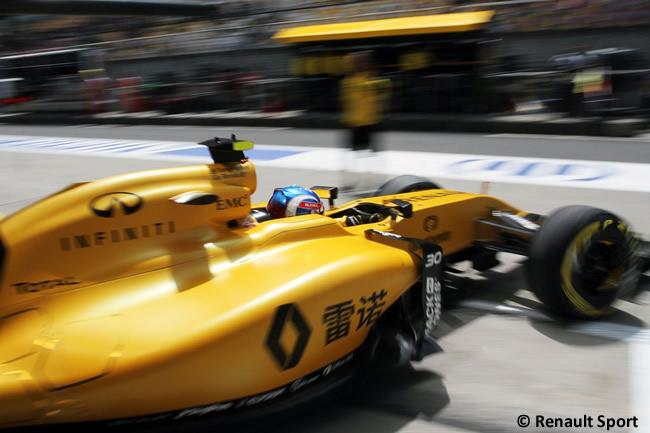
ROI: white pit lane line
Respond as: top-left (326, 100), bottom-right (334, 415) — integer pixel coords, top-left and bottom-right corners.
top-left (630, 342), bottom-right (650, 433)
top-left (569, 322), bottom-right (650, 433)
top-left (455, 299), bottom-right (650, 431)
top-left (1, 134), bottom-right (650, 192)
top-left (276, 148), bottom-right (650, 192)
top-left (486, 133), bottom-right (650, 143)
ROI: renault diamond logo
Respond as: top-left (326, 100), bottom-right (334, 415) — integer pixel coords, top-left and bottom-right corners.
top-left (265, 303), bottom-right (311, 371)
top-left (90, 192), bottom-right (144, 218)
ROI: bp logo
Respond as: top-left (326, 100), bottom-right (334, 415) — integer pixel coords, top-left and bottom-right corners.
top-left (265, 303), bottom-right (311, 370)
top-left (89, 192), bottom-right (144, 218)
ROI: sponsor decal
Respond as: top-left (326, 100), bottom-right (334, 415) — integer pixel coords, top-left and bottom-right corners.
top-left (210, 165), bottom-right (246, 181)
top-left (322, 289), bottom-right (388, 345)
top-left (424, 251), bottom-right (443, 335)
top-left (265, 303), bottom-right (311, 370)
top-left (423, 215), bottom-right (439, 232)
top-left (357, 290), bottom-right (388, 330)
top-left (399, 191), bottom-right (460, 204)
top-left (215, 194), bottom-right (249, 211)
top-left (110, 352), bottom-right (357, 426)
top-left (173, 353), bottom-right (355, 420)
top-left (323, 300), bottom-right (355, 345)
top-left (59, 221), bottom-right (176, 251)
top-left (323, 299), bottom-right (354, 346)
top-left (289, 374), bottom-right (320, 393)
top-left (299, 201), bottom-right (322, 211)
top-left (12, 277), bottom-right (81, 294)
top-left (322, 353), bottom-right (354, 376)
top-left (286, 194), bottom-right (324, 216)
top-left (89, 192), bottom-right (143, 218)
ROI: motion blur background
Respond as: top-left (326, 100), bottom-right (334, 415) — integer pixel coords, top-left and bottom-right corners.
top-left (0, 0), bottom-right (649, 120)
top-left (1, 3), bottom-right (649, 433)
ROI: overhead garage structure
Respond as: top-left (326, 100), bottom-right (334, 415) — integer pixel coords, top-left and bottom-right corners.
top-left (272, 10), bottom-right (495, 43)
top-left (272, 10), bottom-right (498, 113)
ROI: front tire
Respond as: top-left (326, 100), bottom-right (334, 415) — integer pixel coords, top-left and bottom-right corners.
top-left (527, 205), bottom-right (641, 319)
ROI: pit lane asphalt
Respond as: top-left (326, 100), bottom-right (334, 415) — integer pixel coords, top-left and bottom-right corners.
top-left (1, 123), bottom-right (650, 163)
top-left (1, 124), bottom-right (649, 433)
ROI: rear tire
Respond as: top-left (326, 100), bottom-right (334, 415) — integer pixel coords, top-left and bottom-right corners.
top-left (373, 175), bottom-right (441, 197)
top-left (527, 205), bottom-right (641, 319)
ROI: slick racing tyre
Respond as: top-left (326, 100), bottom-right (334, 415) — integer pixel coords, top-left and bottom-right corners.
top-left (373, 175), bottom-right (441, 197)
top-left (527, 205), bottom-right (642, 319)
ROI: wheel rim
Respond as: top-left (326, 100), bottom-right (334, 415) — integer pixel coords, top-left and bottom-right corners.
top-left (560, 221), bottom-right (629, 315)
top-left (574, 236), bottom-right (626, 293)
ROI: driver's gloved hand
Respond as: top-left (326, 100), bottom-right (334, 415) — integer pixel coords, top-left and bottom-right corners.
top-left (346, 215), bottom-right (363, 226)
top-left (346, 213), bottom-right (385, 226)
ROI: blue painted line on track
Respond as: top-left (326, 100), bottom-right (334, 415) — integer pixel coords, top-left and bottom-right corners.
top-left (0, 136), bottom-right (305, 161)
top-left (0, 139), bottom-right (30, 146)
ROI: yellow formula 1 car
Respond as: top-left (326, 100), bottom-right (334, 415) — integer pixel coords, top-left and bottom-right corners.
top-left (0, 137), bottom-right (647, 430)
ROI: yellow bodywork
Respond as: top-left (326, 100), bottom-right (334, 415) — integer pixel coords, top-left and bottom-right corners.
top-left (0, 158), bottom-right (522, 427)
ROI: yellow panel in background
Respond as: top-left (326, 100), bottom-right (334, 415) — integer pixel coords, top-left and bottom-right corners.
top-left (272, 11), bottom-right (495, 43)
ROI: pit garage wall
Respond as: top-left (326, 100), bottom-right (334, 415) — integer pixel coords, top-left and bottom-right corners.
top-left (105, 27), bottom-right (650, 82)
top-left (106, 47), bottom-right (295, 82)
top-left (102, 26), bottom-right (650, 114)
top-left (493, 26), bottom-right (650, 67)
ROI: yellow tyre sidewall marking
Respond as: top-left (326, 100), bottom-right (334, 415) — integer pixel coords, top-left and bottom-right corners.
top-left (560, 221), bottom-right (609, 316)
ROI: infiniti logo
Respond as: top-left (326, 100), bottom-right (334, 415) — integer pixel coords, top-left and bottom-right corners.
top-left (90, 192), bottom-right (144, 218)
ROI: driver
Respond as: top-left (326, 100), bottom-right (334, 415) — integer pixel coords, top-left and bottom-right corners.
top-left (239, 185), bottom-right (324, 228)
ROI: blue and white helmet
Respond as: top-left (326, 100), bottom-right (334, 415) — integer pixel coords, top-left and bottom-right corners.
top-left (266, 186), bottom-right (324, 219)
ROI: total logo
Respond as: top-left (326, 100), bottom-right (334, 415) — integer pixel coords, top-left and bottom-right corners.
top-left (447, 158), bottom-right (616, 182)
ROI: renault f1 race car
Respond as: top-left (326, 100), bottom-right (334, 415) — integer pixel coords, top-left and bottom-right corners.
top-left (0, 137), bottom-right (648, 430)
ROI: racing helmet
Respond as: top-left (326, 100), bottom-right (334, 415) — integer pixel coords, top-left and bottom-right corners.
top-left (266, 186), bottom-right (324, 219)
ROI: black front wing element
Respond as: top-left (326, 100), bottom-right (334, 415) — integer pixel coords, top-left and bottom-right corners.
top-left (474, 210), bottom-right (540, 256)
